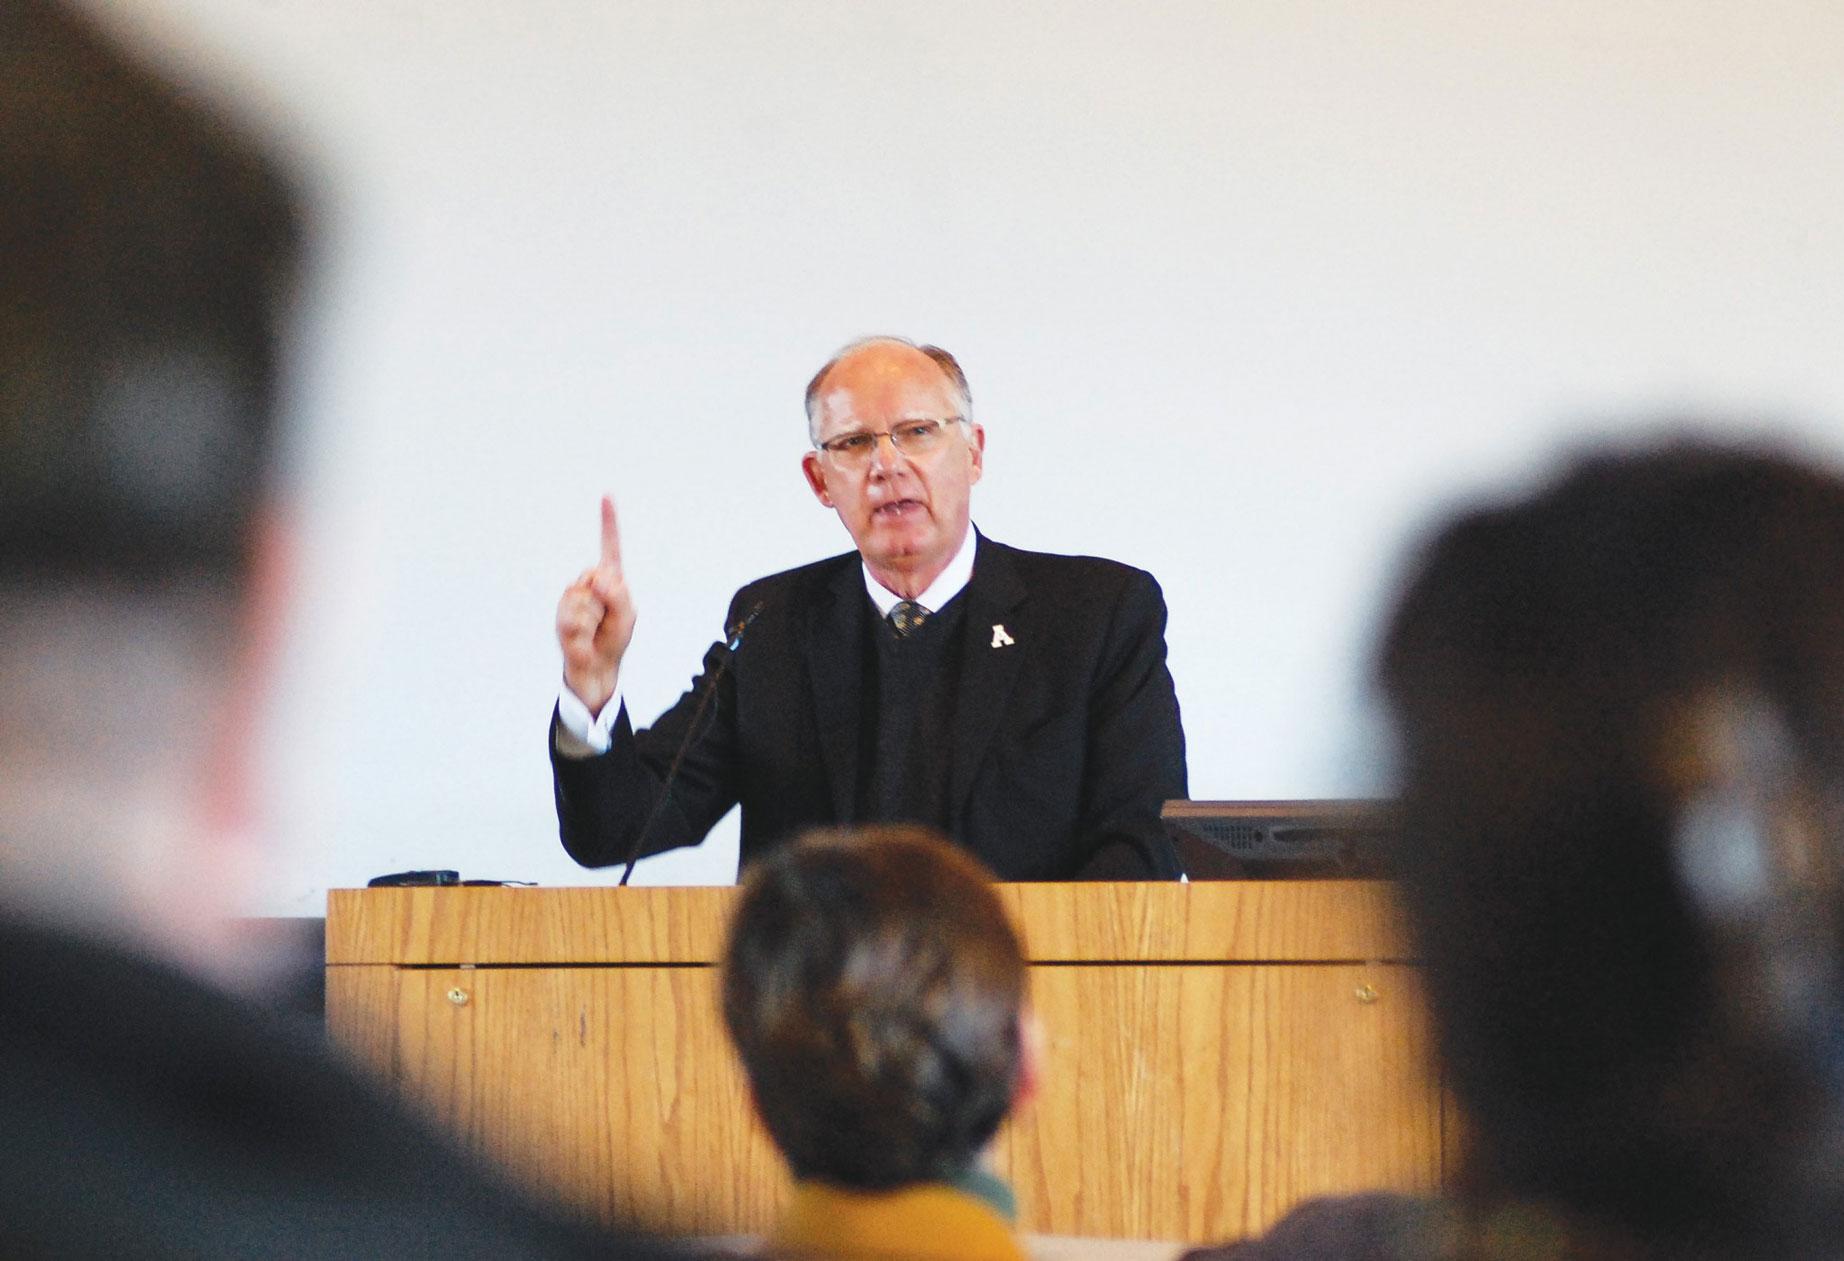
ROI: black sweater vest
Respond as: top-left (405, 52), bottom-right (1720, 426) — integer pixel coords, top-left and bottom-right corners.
top-left (854, 592), bottom-right (969, 829)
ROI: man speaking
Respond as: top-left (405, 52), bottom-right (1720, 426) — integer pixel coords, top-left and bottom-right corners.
top-left (550, 336), bottom-right (1186, 879)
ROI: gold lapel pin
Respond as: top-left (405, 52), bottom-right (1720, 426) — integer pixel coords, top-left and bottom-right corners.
top-left (991, 624), bottom-right (1015, 648)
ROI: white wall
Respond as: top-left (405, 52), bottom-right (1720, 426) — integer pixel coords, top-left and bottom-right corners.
top-left (91, 1), bottom-right (1844, 912)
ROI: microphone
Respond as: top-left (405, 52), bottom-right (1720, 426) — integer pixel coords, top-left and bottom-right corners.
top-left (724, 602), bottom-right (763, 652)
top-left (616, 600), bottom-right (764, 886)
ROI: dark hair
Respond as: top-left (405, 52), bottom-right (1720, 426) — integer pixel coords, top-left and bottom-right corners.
top-left (721, 826), bottom-right (1026, 1189)
top-left (1376, 438), bottom-right (1844, 1249)
top-left (802, 337), bottom-right (972, 441)
top-left (0, 0), bottom-right (303, 582)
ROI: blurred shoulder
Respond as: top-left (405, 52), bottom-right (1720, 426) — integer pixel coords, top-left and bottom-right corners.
top-left (1178, 1193), bottom-right (1460, 1261)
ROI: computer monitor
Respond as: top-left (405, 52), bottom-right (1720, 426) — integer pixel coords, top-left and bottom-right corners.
top-left (1161, 799), bottom-right (1400, 879)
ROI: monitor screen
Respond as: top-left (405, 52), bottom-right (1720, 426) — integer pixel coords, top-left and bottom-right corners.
top-left (1161, 799), bottom-right (1400, 880)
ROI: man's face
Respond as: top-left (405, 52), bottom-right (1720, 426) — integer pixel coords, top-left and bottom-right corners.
top-left (801, 344), bottom-right (985, 590)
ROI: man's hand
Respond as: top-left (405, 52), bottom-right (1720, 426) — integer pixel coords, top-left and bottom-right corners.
top-left (556, 495), bottom-right (636, 716)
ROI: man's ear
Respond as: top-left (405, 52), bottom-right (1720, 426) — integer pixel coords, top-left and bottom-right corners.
top-left (967, 422), bottom-right (985, 487)
top-left (801, 450), bottom-right (835, 508)
top-left (1013, 1006), bottom-right (1044, 1110)
top-left (164, 503), bottom-right (294, 982)
top-left (199, 503), bottom-right (294, 838)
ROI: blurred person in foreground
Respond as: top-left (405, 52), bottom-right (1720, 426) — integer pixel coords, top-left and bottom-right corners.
top-left (721, 826), bottom-right (1038, 1260)
top-left (1187, 438), bottom-right (1844, 1259)
top-left (0, 3), bottom-right (676, 1255)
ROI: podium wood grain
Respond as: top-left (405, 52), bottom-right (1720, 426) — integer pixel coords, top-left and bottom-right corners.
top-left (326, 882), bottom-right (1438, 1242)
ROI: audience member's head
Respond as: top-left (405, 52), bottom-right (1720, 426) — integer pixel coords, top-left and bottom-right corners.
top-left (721, 826), bottom-right (1033, 1190)
top-left (1377, 438), bottom-right (1844, 1254)
top-left (0, 8), bottom-right (684, 1259)
top-left (0, 0), bottom-right (302, 961)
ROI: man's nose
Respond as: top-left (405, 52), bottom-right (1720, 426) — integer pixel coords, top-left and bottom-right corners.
top-left (866, 432), bottom-right (909, 475)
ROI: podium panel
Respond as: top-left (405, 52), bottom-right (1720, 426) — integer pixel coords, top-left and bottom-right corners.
top-left (326, 882), bottom-right (1440, 1243)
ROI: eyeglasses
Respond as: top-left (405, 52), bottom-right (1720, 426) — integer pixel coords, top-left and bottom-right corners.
top-left (814, 417), bottom-right (967, 469)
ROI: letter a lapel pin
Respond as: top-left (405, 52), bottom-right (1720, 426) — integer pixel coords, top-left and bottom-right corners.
top-left (991, 624), bottom-right (1015, 649)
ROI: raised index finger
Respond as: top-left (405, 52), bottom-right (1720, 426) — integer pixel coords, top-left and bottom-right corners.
top-left (599, 494), bottom-right (622, 571)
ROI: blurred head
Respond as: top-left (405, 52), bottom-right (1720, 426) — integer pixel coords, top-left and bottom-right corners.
top-left (0, 0), bottom-right (303, 958)
top-left (721, 826), bottom-right (1031, 1190)
top-left (800, 337), bottom-right (985, 596)
top-left (1376, 438), bottom-right (1844, 1250)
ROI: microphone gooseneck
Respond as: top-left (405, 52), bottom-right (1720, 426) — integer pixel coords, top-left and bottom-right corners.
top-left (616, 601), bottom-right (764, 886)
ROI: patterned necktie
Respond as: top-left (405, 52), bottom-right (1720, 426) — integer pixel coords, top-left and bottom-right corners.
top-left (888, 600), bottom-right (929, 638)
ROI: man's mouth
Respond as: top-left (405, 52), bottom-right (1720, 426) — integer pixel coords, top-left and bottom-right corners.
top-left (873, 499), bottom-right (923, 521)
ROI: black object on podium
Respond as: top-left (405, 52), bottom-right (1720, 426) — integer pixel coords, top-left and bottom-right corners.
top-left (1161, 799), bottom-right (1400, 879)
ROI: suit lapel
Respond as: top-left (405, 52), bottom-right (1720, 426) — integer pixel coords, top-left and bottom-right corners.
top-left (949, 535), bottom-right (1027, 819)
top-left (803, 558), bottom-right (868, 822)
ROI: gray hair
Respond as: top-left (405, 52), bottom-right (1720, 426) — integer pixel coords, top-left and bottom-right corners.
top-left (803, 336), bottom-right (973, 445)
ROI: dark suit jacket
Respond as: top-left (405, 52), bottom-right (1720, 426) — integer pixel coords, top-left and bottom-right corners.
top-left (0, 915), bottom-right (680, 1259)
top-left (552, 533), bottom-right (1186, 880)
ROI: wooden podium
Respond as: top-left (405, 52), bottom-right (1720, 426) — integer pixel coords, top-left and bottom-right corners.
top-left (326, 881), bottom-right (1442, 1244)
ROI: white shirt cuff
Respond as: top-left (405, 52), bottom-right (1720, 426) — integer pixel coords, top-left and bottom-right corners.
top-left (555, 686), bottom-right (622, 757)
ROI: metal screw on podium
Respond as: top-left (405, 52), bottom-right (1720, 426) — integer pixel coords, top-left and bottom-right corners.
top-left (1354, 984), bottom-right (1379, 1005)
top-left (447, 988), bottom-right (470, 1007)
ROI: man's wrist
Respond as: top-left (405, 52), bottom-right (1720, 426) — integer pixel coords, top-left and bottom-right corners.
top-left (563, 669), bottom-right (616, 716)
top-left (556, 682), bottom-right (622, 756)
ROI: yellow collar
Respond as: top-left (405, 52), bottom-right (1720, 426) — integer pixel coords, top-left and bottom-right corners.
top-left (769, 1179), bottom-right (1027, 1261)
